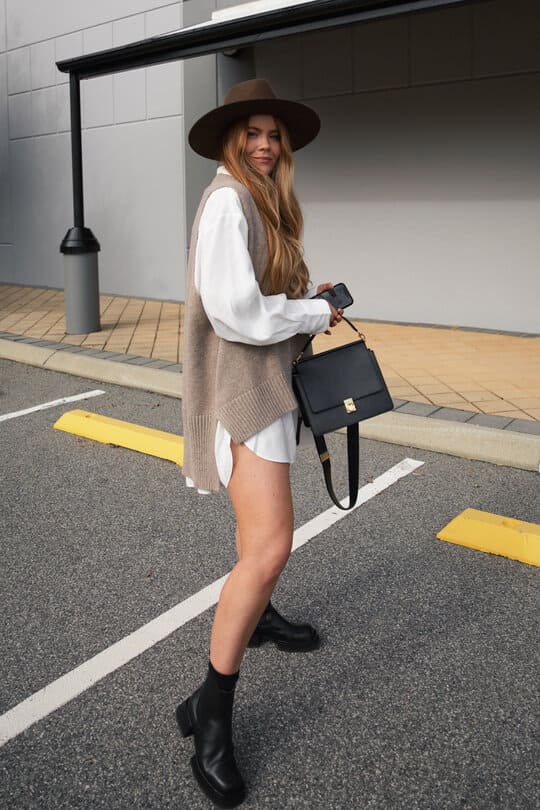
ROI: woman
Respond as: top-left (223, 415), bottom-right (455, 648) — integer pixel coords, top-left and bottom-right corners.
top-left (177, 79), bottom-right (342, 808)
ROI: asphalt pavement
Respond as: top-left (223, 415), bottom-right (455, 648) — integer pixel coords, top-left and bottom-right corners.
top-left (0, 358), bottom-right (539, 809)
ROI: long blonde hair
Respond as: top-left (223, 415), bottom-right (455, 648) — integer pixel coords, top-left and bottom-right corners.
top-left (221, 118), bottom-right (310, 298)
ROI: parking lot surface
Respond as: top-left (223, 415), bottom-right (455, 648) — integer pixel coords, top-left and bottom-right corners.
top-left (1, 359), bottom-right (538, 809)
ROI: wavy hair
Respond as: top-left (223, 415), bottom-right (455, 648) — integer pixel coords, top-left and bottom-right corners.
top-left (221, 117), bottom-right (310, 299)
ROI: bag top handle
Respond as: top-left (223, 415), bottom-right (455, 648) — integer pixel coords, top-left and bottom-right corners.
top-left (294, 316), bottom-right (365, 364)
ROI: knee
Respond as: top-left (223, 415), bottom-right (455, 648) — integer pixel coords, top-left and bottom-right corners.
top-left (246, 535), bottom-right (292, 586)
top-left (262, 545), bottom-right (291, 583)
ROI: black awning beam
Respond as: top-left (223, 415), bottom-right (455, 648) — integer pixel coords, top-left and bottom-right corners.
top-left (57, 0), bottom-right (475, 80)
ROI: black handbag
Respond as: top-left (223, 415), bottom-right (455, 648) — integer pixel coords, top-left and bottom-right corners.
top-left (292, 318), bottom-right (394, 510)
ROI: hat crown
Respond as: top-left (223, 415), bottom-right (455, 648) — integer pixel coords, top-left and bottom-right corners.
top-left (224, 79), bottom-right (276, 106)
top-left (188, 78), bottom-right (320, 160)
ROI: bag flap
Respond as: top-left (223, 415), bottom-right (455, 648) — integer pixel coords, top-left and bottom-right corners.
top-left (294, 342), bottom-right (384, 414)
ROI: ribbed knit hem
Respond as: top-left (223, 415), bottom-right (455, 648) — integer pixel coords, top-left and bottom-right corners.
top-left (218, 373), bottom-right (297, 444)
top-left (182, 413), bottom-right (221, 492)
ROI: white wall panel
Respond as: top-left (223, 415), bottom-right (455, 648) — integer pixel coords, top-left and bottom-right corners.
top-left (145, 6), bottom-right (184, 120)
top-left (10, 135), bottom-right (72, 287)
top-left (56, 82), bottom-right (70, 132)
top-left (146, 3), bottom-right (182, 36)
top-left (0, 53), bottom-right (11, 243)
top-left (55, 31), bottom-right (83, 85)
top-left (7, 91), bottom-right (32, 139)
top-left (83, 22), bottom-right (113, 55)
top-left (6, 0), bottom-right (174, 50)
top-left (7, 47), bottom-right (31, 94)
top-left (82, 117), bottom-right (185, 300)
top-left (113, 13), bottom-right (145, 46)
top-left (30, 40), bottom-right (56, 89)
top-left (114, 69), bottom-right (146, 123)
top-left (83, 76), bottom-right (114, 128)
top-left (31, 86), bottom-right (57, 136)
top-left (111, 9), bottom-right (146, 124)
top-left (147, 62), bottom-right (182, 118)
top-left (0, 0), bottom-right (5, 53)
top-left (83, 24), bottom-right (114, 129)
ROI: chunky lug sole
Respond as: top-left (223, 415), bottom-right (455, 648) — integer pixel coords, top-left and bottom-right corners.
top-left (175, 699), bottom-right (194, 737)
top-left (176, 700), bottom-right (246, 809)
top-left (248, 627), bottom-right (321, 652)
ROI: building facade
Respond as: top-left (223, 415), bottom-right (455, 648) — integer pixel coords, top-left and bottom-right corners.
top-left (1, 0), bottom-right (539, 332)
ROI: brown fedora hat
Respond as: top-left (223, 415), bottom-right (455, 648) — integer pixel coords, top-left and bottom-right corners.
top-left (188, 79), bottom-right (320, 160)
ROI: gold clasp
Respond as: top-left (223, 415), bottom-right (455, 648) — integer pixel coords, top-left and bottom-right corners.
top-left (344, 398), bottom-right (356, 413)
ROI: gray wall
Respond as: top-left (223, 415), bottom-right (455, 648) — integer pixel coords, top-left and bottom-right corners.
top-left (1, 0), bottom-right (539, 332)
top-left (254, 0), bottom-right (540, 332)
top-left (1, 0), bottom-right (186, 301)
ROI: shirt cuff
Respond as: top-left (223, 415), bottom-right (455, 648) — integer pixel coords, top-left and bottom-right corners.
top-left (300, 298), bottom-right (331, 334)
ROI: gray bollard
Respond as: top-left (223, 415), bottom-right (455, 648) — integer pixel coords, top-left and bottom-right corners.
top-left (60, 225), bottom-right (101, 335)
top-left (64, 252), bottom-right (101, 334)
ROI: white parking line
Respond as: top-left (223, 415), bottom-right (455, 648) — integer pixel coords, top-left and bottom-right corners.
top-left (0, 457), bottom-right (423, 748)
top-left (0, 390), bottom-right (106, 423)
top-left (293, 457), bottom-right (424, 551)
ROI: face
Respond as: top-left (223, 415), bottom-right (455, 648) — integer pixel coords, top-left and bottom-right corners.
top-left (245, 114), bottom-right (281, 175)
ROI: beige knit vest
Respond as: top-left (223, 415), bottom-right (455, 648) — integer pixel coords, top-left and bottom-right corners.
top-left (182, 173), bottom-right (307, 492)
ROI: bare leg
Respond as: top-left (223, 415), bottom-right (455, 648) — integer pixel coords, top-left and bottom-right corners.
top-left (209, 441), bottom-right (294, 675)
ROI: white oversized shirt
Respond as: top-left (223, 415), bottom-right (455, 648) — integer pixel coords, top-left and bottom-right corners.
top-left (185, 167), bottom-right (331, 493)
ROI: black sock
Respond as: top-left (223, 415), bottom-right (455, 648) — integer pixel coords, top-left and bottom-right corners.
top-left (208, 660), bottom-right (239, 691)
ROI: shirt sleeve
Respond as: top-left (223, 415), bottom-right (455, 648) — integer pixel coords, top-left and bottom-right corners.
top-left (194, 187), bottom-right (331, 346)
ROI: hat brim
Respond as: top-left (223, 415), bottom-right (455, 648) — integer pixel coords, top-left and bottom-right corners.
top-left (188, 98), bottom-right (320, 160)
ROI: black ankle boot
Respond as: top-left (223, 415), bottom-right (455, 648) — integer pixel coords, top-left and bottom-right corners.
top-left (176, 664), bottom-right (245, 808)
top-left (248, 602), bottom-right (320, 652)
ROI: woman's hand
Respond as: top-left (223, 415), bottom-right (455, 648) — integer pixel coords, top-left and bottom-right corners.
top-left (316, 282), bottom-right (333, 296)
top-left (325, 303), bottom-right (343, 334)
top-left (315, 282), bottom-right (343, 333)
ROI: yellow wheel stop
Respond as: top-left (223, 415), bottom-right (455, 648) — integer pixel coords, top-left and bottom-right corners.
top-left (54, 409), bottom-right (184, 466)
top-left (437, 508), bottom-right (540, 567)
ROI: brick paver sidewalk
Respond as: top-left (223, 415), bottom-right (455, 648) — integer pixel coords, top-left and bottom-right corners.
top-left (1, 283), bottom-right (539, 421)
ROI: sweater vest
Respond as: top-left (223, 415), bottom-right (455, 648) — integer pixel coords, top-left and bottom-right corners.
top-left (182, 174), bottom-right (306, 492)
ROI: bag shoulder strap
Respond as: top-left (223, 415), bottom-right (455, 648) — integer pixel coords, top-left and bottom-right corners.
top-left (312, 425), bottom-right (359, 510)
top-left (295, 316), bottom-right (363, 510)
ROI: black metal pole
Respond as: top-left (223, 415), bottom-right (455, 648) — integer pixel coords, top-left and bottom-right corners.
top-left (60, 72), bottom-right (100, 254)
top-left (70, 73), bottom-right (84, 229)
top-left (60, 70), bottom-right (101, 333)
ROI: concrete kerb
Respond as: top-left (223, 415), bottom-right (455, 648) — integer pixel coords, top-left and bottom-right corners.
top-left (47, 350), bottom-right (183, 398)
top-left (0, 337), bottom-right (182, 398)
top-left (353, 413), bottom-right (540, 473)
top-left (1, 337), bottom-right (539, 473)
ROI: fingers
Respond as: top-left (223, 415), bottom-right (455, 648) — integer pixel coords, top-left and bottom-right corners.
top-left (327, 304), bottom-right (344, 329)
top-left (316, 282), bottom-right (334, 295)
